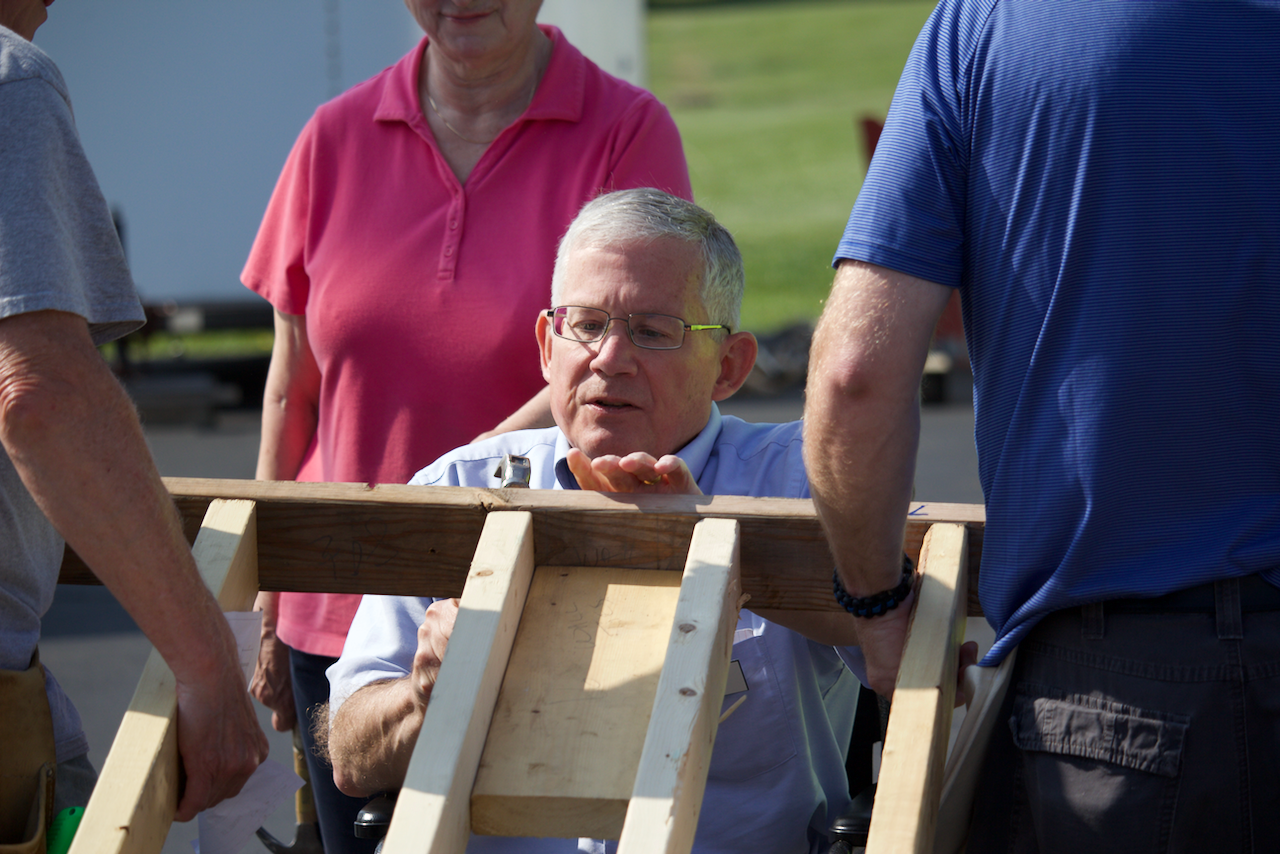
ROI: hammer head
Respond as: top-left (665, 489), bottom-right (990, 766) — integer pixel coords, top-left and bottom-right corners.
top-left (492, 454), bottom-right (532, 488)
top-left (255, 822), bottom-right (323, 854)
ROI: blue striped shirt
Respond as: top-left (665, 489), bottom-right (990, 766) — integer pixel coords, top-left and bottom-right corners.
top-left (837, 0), bottom-right (1280, 663)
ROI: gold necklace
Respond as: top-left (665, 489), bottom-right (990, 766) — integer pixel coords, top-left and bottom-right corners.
top-left (426, 91), bottom-right (498, 146)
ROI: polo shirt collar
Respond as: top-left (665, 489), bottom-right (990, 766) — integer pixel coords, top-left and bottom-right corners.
top-left (374, 24), bottom-right (584, 128)
top-left (553, 404), bottom-right (724, 490)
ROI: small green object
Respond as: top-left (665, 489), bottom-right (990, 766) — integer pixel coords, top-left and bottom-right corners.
top-left (46, 806), bottom-right (84, 854)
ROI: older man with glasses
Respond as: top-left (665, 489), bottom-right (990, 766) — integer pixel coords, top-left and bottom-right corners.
top-left (325, 188), bottom-right (863, 854)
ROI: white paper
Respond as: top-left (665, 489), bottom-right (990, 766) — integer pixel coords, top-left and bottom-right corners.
top-left (192, 759), bottom-right (302, 854)
top-left (223, 611), bottom-right (263, 686)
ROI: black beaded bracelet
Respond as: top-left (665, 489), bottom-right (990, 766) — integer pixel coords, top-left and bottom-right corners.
top-left (833, 554), bottom-right (915, 618)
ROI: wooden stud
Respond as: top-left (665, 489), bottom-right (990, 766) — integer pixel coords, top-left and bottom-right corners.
top-left (381, 511), bottom-right (536, 854)
top-left (69, 499), bottom-right (258, 854)
top-left (617, 518), bottom-right (742, 854)
top-left (865, 523), bottom-right (969, 854)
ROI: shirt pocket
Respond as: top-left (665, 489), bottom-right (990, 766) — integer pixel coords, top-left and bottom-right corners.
top-left (707, 633), bottom-right (799, 782)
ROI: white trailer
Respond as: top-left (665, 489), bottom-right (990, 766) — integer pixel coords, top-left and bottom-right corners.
top-left (35, 0), bottom-right (644, 305)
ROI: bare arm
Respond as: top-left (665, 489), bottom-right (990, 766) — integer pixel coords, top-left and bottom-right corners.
top-left (249, 308), bottom-right (322, 730)
top-left (803, 260), bottom-right (953, 696)
top-left (256, 308), bottom-right (320, 482)
top-left (472, 385), bottom-right (554, 443)
top-left (0, 309), bottom-right (268, 821)
top-left (329, 599), bottom-right (458, 797)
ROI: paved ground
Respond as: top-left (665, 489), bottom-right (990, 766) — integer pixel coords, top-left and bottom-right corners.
top-left (41, 384), bottom-right (985, 852)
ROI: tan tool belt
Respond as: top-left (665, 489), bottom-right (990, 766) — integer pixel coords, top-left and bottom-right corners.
top-left (0, 651), bottom-right (57, 853)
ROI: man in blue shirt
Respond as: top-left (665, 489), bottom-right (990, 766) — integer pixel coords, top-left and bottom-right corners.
top-left (804, 1), bottom-right (1280, 850)
top-left (326, 188), bottom-right (862, 854)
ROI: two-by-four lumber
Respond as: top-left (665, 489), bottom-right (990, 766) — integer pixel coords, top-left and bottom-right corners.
top-left (617, 518), bottom-right (743, 854)
top-left (382, 512), bottom-right (537, 854)
top-left (58, 479), bottom-right (986, 616)
top-left (865, 523), bottom-right (970, 854)
top-left (68, 499), bottom-right (259, 854)
top-left (470, 565), bottom-right (684, 839)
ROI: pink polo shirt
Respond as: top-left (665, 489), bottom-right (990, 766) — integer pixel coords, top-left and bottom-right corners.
top-left (242, 26), bottom-right (691, 657)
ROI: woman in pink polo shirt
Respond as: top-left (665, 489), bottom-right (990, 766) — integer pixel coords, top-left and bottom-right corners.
top-left (241, 2), bottom-right (691, 850)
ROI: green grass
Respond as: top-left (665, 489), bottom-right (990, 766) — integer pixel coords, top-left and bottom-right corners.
top-left (104, 328), bottom-right (274, 363)
top-left (648, 0), bottom-right (936, 332)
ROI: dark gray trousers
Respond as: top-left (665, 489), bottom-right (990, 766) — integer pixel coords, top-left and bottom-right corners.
top-left (968, 578), bottom-right (1280, 853)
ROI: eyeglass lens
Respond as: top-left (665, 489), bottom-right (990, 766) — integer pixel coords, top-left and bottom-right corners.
top-left (553, 307), bottom-right (685, 350)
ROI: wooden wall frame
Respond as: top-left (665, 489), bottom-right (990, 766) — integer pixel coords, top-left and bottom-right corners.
top-left (58, 479), bottom-right (984, 854)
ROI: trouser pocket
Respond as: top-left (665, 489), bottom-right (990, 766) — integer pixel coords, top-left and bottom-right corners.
top-left (0, 651), bottom-right (57, 851)
top-left (1010, 683), bottom-right (1187, 852)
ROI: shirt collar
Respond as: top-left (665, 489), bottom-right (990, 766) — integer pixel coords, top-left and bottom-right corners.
top-left (552, 404), bottom-right (724, 490)
top-left (374, 24), bottom-right (583, 130)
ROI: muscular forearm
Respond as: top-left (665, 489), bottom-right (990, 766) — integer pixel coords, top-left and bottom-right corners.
top-left (329, 678), bottom-right (426, 797)
top-left (1, 310), bottom-right (267, 816)
top-left (802, 262), bottom-right (951, 696)
top-left (803, 261), bottom-right (949, 595)
top-left (804, 387), bottom-right (919, 597)
top-left (0, 311), bottom-right (237, 678)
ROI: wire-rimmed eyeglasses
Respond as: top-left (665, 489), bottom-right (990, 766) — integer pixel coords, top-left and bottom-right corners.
top-left (545, 306), bottom-right (730, 351)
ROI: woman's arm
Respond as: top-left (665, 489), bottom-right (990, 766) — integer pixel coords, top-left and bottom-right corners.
top-left (472, 385), bottom-right (553, 442)
top-left (250, 308), bottom-right (322, 731)
top-left (256, 308), bottom-right (321, 482)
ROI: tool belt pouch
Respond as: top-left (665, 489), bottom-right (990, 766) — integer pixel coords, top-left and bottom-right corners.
top-left (0, 651), bottom-right (57, 853)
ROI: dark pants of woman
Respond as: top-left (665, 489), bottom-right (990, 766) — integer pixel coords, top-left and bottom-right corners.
top-left (290, 647), bottom-right (379, 854)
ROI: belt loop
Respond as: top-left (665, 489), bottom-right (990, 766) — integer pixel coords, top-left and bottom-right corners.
top-left (1215, 578), bottom-right (1244, 639)
top-left (1081, 601), bottom-right (1105, 640)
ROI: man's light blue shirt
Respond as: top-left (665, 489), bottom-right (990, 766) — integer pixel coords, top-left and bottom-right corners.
top-left (329, 405), bottom-right (863, 854)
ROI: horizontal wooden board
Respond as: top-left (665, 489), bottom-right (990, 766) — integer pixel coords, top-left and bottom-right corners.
top-left (58, 478), bottom-right (986, 615)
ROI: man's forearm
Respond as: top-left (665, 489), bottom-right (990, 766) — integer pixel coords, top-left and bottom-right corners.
top-left (802, 262), bottom-right (953, 696)
top-left (804, 261), bottom-right (947, 594)
top-left (0, 311), bottom-right (237, 679)
top-left (804, 389), bottom-right (919, 597)
top-left (329, 678), bottom-right (426, 797)
top-left (1, 310), bottom-right (267, 817)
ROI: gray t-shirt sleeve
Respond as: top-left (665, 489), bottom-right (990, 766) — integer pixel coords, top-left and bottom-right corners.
top-left (0, 70), bottom-right (143, 344)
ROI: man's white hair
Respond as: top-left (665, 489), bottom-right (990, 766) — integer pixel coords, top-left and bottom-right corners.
top-left (550, 188), bottom-right (744, 331)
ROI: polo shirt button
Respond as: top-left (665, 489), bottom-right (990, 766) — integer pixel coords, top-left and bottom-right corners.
top-left (444, 245), bottom-right (454, 256)
top-left (449, 220), bottom-right (457, 229)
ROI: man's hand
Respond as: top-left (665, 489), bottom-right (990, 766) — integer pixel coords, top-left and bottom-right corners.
top-left (854, 586), bottom-right (980, 704)
top-left (411, 599), bottom-right (459, 705)
top-left (852, 596), bottom-right (917, 699)
top-left (173, 656), bottom-right (270, 822)
top-left (566, 449), bottom-right (702, 495)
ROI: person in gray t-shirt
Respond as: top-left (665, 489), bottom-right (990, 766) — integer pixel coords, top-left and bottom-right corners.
top-left (0, 6), bottom-right (266, 821)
